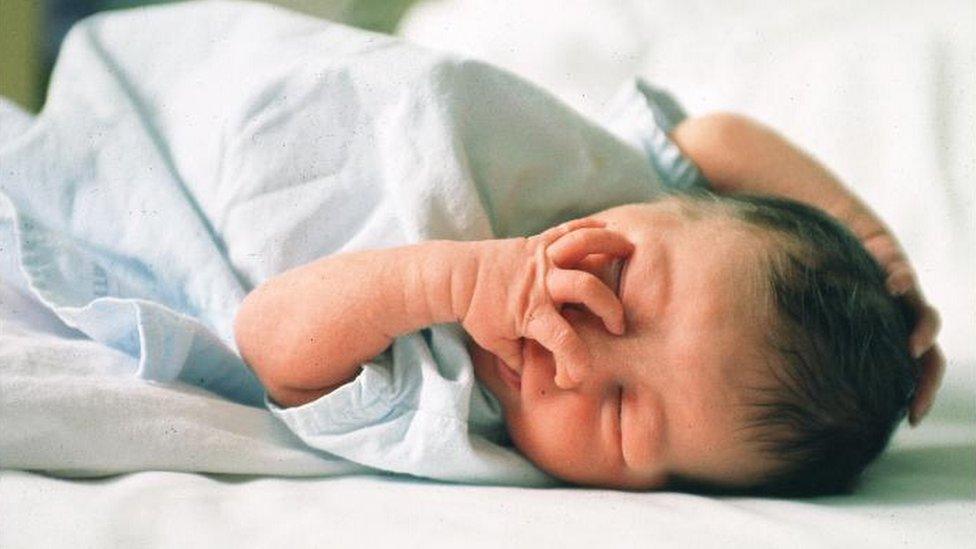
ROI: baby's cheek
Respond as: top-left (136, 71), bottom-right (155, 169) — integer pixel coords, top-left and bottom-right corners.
top-left (507, 397), bottom-right (608, 481)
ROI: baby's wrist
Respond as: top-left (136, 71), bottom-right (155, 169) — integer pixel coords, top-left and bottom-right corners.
top-left (444, 237), bottom-right (526, 324)
top-left (402, 239), bottom-right (482, 327)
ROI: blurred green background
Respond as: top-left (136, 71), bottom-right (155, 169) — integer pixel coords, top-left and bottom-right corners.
top-left (0, 0), bottom-right (421, 113)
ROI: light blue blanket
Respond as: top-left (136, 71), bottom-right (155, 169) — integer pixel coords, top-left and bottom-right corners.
top-left (0, 0), bottom-right (704, 484)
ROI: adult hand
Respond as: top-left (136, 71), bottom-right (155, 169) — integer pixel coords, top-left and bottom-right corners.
top-left (838, 200), bottom-right (945, 426)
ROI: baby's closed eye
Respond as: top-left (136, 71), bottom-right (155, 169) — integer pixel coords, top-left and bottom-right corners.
top-left (610, 258), bottom-right (627, 296)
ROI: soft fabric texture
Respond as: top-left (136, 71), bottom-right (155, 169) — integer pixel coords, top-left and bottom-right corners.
top-left (0, 0), bottom-right (703, 484)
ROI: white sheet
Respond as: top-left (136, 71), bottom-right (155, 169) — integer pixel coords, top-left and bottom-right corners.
top-left (2, 402), bottom-right (974, 547)
top-left (0, 321), bottom-right (373, 477)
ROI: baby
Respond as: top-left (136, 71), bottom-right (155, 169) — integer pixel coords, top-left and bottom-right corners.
top-left (467, 193), bottom-right (916, 496)
top-left (235, 113), bottom-right (938, 497)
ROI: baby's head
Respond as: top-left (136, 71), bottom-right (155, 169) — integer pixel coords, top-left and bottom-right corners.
top-left (470, 193), bottom-right (917, 496)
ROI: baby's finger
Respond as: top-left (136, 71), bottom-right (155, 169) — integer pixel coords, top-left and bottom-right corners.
top-left (574, 254), bottom-right (612, 274)
top-left (563, 217), bottom-right (606, 230)
top-left (909, 346), bottom-right (946, 426)
top-left (547, 268), bottom-right (625, 335)
top-left (541, 218), bottom-right (606, 244)
top-left (546, 227), bottom-right (634, 268)
top-left (525, 306), bottom-right (591, 389)
top-left (494, 338), bottom-right (525, 373)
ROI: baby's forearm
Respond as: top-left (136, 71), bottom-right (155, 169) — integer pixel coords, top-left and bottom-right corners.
top-left (234, 240), bottom-right (479, 406)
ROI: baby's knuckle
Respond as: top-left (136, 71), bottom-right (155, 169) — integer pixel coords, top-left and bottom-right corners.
top-left (551, 326), bottom-right (573, 346)
top-left (573, 275), bottom-right (600, 294)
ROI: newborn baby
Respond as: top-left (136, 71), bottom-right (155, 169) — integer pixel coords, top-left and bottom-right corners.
top-left (467, 194), bottom-right (915, 496)
top-left (236, 111), bottom-right (932, 496)
top-left (0, 1), bottom-right (940, 494)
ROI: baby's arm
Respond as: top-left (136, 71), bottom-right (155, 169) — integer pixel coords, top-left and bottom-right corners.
top-left (235, 221), bottom-right (630, 407)
top-left (235, 240), bottom-right (479, 407)
top-left (670, 113), bottom-right (944, 424)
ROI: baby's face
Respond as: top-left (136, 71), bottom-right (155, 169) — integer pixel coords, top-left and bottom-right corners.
top-left (470, 197), bottom-right (778, 490)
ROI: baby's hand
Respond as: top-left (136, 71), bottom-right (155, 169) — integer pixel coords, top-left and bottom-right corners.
top-left (461, 218), bottom-right (633, 388)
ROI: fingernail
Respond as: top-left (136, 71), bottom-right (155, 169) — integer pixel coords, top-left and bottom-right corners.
top-left (911, 343), bottom-right (925, 359)
top-left (607, 319), bottom-right (623, 335)
top-left (555, 369), bottom-right (576, 389)
top-left (888, 278), bottom-right (910, 296)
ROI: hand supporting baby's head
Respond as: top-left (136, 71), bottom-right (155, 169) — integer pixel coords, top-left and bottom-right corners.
top-left (469, 193), bottom-right (916, 497)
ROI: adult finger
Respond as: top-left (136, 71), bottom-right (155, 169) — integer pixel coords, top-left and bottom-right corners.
top-left (861, 232), bottom-right (906, 268)
top-left (885, 264), bottom-right (916, 296)
top-left (547, 268), bottom-right (625, 335)
top-left (902, 290), bottom-right (942, 358)
top-left (911, 306), bottom-right (941, 359)
top-left (525, 306), bottom-right (591, 389)
top-left (909, 346), bottom-right (946, 426)
top-left (546, 228), bottom-right (634, 268)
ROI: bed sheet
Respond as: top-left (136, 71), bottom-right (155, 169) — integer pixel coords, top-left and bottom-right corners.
top-left (1, 400), bottom-right (973, 548)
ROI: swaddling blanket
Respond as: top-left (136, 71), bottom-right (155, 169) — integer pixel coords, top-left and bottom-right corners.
top-left (0, 0), bottom-right (698, 483)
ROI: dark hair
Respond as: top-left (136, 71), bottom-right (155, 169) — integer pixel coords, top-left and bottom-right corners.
top-left (668, 192), bottom-right (918, 498)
